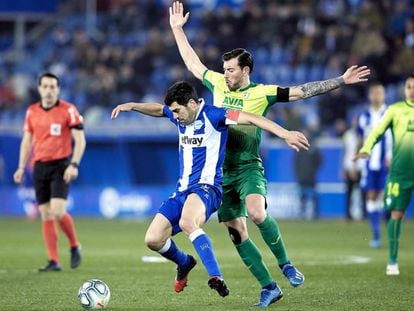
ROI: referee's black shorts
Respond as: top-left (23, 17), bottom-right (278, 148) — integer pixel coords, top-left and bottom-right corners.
top-left (33, 158), bottom-right (70, 204)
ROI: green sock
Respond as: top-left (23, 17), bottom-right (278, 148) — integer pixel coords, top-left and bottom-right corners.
top-left (387, 218), bottom-right (402, 263)
top-left (257, 215), bottom-right (289, 266)
top-left (235, 239), bottom-right (273, 287)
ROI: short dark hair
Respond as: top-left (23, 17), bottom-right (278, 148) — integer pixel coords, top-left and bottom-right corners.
top-left (368, 81), bottom-right (384, 88)
top-left (222, 48), bottom-right (254, 73)
top-left (38, 72), bottom-right (60, 86)
top-left (164, 81), bottom-right (198, 107)
top-left (408, 73), bottom-right (414, 80)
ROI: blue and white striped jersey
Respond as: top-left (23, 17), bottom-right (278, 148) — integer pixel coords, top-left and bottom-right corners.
top-left (357, 104), bottom-right (392, 171)
top-left (163, 100), bottom-right (238, 192)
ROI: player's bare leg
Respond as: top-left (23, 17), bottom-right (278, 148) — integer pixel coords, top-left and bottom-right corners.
top-left (246, 194), bottom-right (305, 287)
top-left (145, 213), bottom-right (196, 292)
top-left (38, 202), bottom-right (61, 272)
top-left (181, 194), bottom-right (229, 297)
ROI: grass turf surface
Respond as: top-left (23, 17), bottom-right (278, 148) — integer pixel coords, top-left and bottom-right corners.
top-left (0, 218), bottom-right (413, 310)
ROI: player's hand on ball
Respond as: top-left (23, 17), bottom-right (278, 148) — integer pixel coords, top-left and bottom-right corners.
top-left (342, 65), bottom-right (370, 84)
top-left (285, 131), bottom-right (310, 152)
top-left (169, 1), bottom-right (189, 29)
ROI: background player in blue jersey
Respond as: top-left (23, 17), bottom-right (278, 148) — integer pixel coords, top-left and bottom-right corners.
top-left (111, 81), bottom-right (309, 298)
top-left (357, 83), bottom-right (392, 248)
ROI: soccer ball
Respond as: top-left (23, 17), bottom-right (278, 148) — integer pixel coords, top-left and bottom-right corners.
top-left (78, 279), bottom-right (111, 309)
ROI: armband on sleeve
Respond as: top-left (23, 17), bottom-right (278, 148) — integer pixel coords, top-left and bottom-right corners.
top-left (277, 87), bottom-right (289, 102)
top-left (225, 109), bottom-right (240, 125)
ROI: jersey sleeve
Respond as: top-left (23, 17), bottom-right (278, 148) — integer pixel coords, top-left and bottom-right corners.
top-left (67, 104), bottom-right (84, 128)
top-left (23, 108), bottom-right (33, 133)
top-left (359, 106), bottom-right (394, 155)
top-left (206, 106), bottom-right (239, 131)
top-left (162, 105), bottom-right (178, 126)
top-left (202, 70), bottom-right (224, 92)
top-left (262, 84), bottom-right (278, 106)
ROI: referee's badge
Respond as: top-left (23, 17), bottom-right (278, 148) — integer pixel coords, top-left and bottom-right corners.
top-left (50, 123), bottom-right (62, 136)
top-left (242, 92), bottom-right (249, 99)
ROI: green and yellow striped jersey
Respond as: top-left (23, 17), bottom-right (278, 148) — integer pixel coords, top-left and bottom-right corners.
top-left (202, 70), bottom-right (279, 169)
top-left (360, 100), bottom-right (414, 179)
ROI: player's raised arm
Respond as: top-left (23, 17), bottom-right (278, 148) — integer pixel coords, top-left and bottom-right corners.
top-left (233, 110), bottom-right (310, 152)
top-left (169, 1), bottom-right (208, 80)
top-left (111, 102), bottom-right (165, 119)
top-left (288, 65), bottom-right (371, 101)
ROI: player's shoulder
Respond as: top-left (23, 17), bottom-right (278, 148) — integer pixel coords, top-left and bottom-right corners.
top-left (58, 99), bottom-right (76, 109)
top-left (248, 82), bottom-right (278, 95)
top-left (202, 102), bottom-right (224, 114)
top-left (27, 101), bottom-right (40, 111)
top-left (386, 101), bottom-right (405, 112)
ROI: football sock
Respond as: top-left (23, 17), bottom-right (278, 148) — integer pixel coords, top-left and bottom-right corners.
top-left (368, 210), bottom-right (381, 241)
top-left (235, 239), bottom-right (273, 287)
top-left (367, 200), bottom-right (381, 241)
top-left (189, 229), bottom-right (221, 277)
top-left (257, 215), bottom-right (289, 266)
top-left (387, 218), bottom-right (402, 263)
top-left (58, 213), bottom-right (79, 248)
top-left (42, 220), bottom-right (59, 263)
top-left (157, 238), bottom-right (189, 267)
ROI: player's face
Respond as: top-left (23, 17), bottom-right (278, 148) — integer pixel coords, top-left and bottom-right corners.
top-left (38, 77), bottom-right (60, 108)
top-left (405, 78), bottom-right (414, 102)
top-left (223, 58), bottom-right (248, 91)
top-left (169, 101), bottom-right (198, 125)
top-left (368, 85), bottom-right (385, 106)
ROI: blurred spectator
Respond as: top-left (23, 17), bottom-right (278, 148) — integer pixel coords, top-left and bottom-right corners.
top-left (342, 116), bottom-right (364, 221)
top-left (0, 0), bottom-right (411, 133)
top-left (294, 128), bottom-right (322, 220)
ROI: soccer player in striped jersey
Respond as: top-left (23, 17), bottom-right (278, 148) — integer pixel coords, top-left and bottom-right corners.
top-left (357, 83), bottom-right (392, 248)
top-left (169, 1), bottom-right (370, 306)
top-left (13, 73), bottom-right (85, 272)
top-left (111, 81), bottom-right (309, 298)
top-left (355, 74), bottom-right (414, 276)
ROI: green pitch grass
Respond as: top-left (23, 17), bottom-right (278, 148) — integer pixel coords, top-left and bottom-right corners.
top-left (0, 218), bottom-right (413, 310)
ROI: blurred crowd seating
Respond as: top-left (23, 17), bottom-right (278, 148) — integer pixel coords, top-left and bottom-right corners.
top-left (0, 0), bottom-right (413, 136)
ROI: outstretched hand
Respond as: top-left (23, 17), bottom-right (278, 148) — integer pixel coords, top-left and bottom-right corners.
top-left (353, 152), bottom-right (369, 162)
top-left (285, 131), bottom-right (310, 152)
top-left (342, 65), bottom-right (370, 84)
top-left (111, 103), bottom-right (135, 119)
top-left (169, 1), bottom-right (189, 29)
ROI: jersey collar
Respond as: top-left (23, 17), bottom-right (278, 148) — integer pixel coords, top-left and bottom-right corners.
top-left (238, 82), bottom-right (257, 92)
top-left (40, 100), bottom-right (60, 111)
top-left (405, 100), bottom-right (414, 108)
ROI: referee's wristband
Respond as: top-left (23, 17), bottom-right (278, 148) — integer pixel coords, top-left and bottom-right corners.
top-left (70, 162), bottom-right (79, 168)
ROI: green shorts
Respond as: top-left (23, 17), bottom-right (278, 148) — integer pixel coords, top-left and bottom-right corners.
top-left (218, 164), bottom-right (267, 222)
top-left (383, 175), bottom-right (414, 212)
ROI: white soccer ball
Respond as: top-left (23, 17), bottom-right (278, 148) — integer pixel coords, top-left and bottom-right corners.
top-left (78, 279), bottom-right (111, 309)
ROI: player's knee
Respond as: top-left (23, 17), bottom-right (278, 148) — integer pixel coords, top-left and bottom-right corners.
top-left (247, 208), bottom-right (266, 224)
top-left (144, 232), bottom-right (163, 251)
top-left (178, 218), bottom-right (197, 235)
top-left (227, 227), bottom-right (242, 245)
top-left (391, 210), bottom-right (404, 220)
